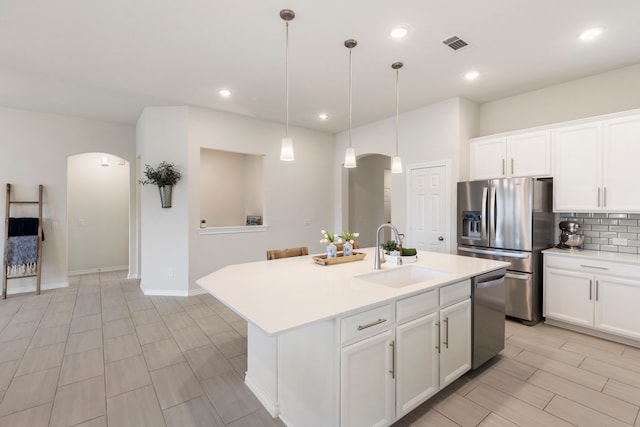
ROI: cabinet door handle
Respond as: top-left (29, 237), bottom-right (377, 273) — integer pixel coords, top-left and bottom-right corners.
top-left (357, 318), bottom-right (386, 331)
top-left (596, 280), bottom-right (599, 301)
top-left (389, 341), bottom-right (395, 379)
top-left (511, 158), bottom-right (514, 175)
top-left (502, 159), bottom-right (506, 176)
top-left (597, 188), bottom-right (601, 207)
top-left (589, 279), bottom-right (592, 300)
top-left (580, 264), bottom-right (609, 271)
top-left (443, 318), bottom-right (449, 349)
top-left (435, 321), bottom-right (441, 353)
top-left (603, 187), bottom-right (607, 208)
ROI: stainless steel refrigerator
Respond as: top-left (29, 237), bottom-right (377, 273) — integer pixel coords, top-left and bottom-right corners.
top-left (457, 177), bottom-right (553, 325)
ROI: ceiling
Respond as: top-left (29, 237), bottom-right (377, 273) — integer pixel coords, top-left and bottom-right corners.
top-left (1, 0), bottom-right (639, 134)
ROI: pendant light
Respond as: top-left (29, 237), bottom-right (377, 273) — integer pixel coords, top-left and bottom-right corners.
top-left (279, 9), bottom-right (295, 161)
top-left (391, 62), bottom-right (403, 174)
top-left (344, 39), bottom-right (358, 168)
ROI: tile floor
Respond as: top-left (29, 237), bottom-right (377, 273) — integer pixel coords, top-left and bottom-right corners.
top-left (1, 271), bottom-right (640, 426)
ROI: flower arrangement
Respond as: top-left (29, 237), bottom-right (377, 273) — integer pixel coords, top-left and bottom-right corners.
top-left (340, 231), bottom-right (360, 244)
top-left (320, 230), bottom-right (341, 244)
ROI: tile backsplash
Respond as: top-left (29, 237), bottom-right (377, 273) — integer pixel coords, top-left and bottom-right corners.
top-left (557, 213), bottom-right (640, 254)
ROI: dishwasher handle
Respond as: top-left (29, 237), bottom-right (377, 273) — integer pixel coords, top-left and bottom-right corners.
top-left (475, 276), bottom-right (505, 290)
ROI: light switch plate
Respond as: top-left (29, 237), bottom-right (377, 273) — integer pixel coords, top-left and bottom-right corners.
top-left (612, 238), bottom-right (628, 245)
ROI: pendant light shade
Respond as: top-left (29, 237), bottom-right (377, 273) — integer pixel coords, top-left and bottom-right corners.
top-left (391, 62), bottom-right (404, 174)
top-left (391, 156), bottom-right (403, 174)
top-left (280, 137), bottom-right (294, 161)
top-left (344, 147), bottom-right (357, 168)
top-left (279, 9), bottom-right (295, 162)
top-left (344, 39), bottom-right (358, 169)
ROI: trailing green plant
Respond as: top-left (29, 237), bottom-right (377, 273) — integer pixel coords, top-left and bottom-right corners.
top-left (382, 240), bottom-right (398, 252)
top-left (139, 161), bottom-right (182, 187)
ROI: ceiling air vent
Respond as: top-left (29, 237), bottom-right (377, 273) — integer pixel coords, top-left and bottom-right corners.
top-left (442, 36), bottom-right (468, 51)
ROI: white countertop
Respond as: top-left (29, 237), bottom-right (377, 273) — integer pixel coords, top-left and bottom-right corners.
top-left (196, 247), bottom-right (509, 336)
top-left (543, 247), bottom-right (640, 265)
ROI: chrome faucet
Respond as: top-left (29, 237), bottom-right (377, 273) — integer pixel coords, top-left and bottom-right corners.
top-left (374, 223), bottom-right (403, 270)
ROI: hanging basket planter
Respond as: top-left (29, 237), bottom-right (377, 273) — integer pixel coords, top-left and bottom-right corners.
top-left (139, 161), bottom-right (182, 208)
top-left (158, 185), bottom-right (173, 208)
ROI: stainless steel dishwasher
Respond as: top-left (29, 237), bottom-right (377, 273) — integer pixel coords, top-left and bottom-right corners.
top-left (472, 268), bottom-right (507, 369)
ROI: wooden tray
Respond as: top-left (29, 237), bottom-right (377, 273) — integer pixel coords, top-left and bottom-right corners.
top-left (312, 251), bottom-right (366, 266)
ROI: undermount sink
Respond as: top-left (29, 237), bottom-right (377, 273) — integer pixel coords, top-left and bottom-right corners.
top-left (355, 265), bottom-right (451, 288)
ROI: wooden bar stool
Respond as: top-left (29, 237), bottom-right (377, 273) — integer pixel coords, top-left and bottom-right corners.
top-left (266, 246), bottom-right (309, 260)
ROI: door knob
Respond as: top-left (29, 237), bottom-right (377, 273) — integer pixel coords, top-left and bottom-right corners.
top-left (438, 236), bottom-right (444, 241)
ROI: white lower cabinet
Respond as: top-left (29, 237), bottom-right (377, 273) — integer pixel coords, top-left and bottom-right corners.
top-left (395, 312), bottom-right (439, 419)
top-left (340, 281), bottom-right (472, 427)
top-left (340, 329), bottom-right (395, 427)
top-left (544, 268), bottom-right (594, 327)
top-left (544, 253), bottom-right (640, 342)
top-left (594, 276), bottom-right (640, 339)
top-left (439, 299), bottom-right (472, 387)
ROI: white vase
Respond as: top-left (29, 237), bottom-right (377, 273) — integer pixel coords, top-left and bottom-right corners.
top-left (343, 241), bottom-right (353, 256)
top-left (326, 243), bottom-right (337, 258)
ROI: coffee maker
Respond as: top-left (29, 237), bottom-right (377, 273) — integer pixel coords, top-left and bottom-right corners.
top-left (556, 221), bottom-right (584, 250)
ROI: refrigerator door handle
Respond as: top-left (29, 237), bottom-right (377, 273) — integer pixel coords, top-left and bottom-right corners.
top-left (481, 187), bottom-right (488, 241)
top-left (458, 246), bottom-right (530, 259)
top-left (489, 186), bottom-right (497, 246)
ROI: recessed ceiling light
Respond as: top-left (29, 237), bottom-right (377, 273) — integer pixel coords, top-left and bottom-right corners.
top-left (219, 89), bottom-right (232, 97)
top-left (578, 26), bottom-right (604, 41)
top-left (390, 26), bottom-right (408, 39)
top-left (464, 70), bottom-right (480, 81)
top-left (319, 113), bottom-right (329, 120)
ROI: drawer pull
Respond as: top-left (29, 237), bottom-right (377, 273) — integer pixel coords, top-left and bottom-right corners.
top-left (443, 318), bottom-right (449, 349)
top-left (357, 318), bottom-right (387, 331)
top-left (580, 264), bottom-right (609, 271)
top-left (389, 341), bottom-right (395, 379)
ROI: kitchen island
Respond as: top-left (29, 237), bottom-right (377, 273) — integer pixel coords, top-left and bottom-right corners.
top-left (197, 248), bottom-right (508, 427)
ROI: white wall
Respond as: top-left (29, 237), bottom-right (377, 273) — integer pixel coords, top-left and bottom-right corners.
top-left (136, 106), bottom-right (190, 296)
top-left (334, 97), bottom-right (477, 251)
top-left (67, 153), bottom-right (129, 274)
top-left (0, 106), bottom-right (135, 294)
top-left (348, 154), bottom-right (389, 248)
top-left (199, 149), bottom-right (263, 227)
top-left (478, 62), bottom-right (640, 136)
top-left (200, 149), bottom-right (247, 227)
top-left (188, 107), bottom-right (335, 293)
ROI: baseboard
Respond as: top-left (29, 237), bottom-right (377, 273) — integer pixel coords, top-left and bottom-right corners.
top-left (140, 282), bottom-right (189, 297)
top-left (68, 265), bottom-right (128, 276)
top-left (245, 375), bottom-right (280, 418)
top-left (127, 273), bottom-right (140, 280)
top-left (189, 287), bottom-right (207, 296)
top-left (545, 318), bottom-right (640, 348)
top-left (6, 281), bottom-right (69, 295)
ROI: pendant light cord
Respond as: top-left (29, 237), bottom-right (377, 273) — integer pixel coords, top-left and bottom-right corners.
top-left (285, 21), bottom-right (290, 138)
top-left (348, 46), bottom-right (353, 148)
top-left (395, 68), bottom-right (399, 156)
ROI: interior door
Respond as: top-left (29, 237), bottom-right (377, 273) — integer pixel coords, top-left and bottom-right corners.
top-left (410, 165), bottom-right (448, 252)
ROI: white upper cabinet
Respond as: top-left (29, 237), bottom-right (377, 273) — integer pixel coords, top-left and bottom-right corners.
top-left (470, 130), bottom-right (552, 180)
top-left (602, 115), bottom-right (640, 211)
top-left (554, 113), bottom-right (640, 212)
top-left (470, 137), bottom-right (507, 180)
top-left (553, 122), bottom-right (603, 212)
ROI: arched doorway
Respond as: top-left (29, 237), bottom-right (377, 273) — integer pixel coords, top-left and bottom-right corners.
top-left (347, 154), bottom-right (391, 247)
top-left (67, 152), bottom-right (130, 275)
